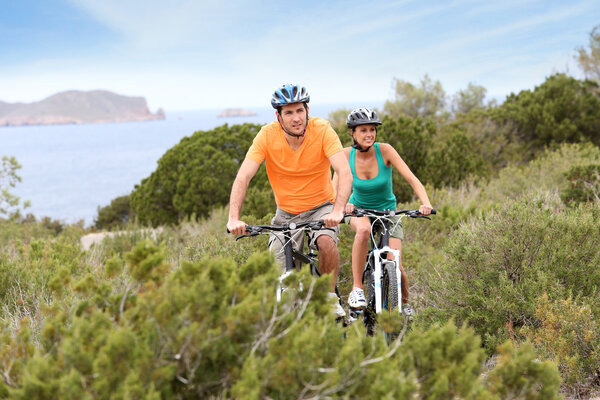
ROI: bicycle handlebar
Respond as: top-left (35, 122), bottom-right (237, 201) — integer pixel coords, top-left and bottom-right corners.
top-left (344, 208), bottom-right (436, 220)
top-left (232, 219), bottom-right (327, 241)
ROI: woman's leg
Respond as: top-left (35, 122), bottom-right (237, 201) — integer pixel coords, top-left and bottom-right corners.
top-left (388, 237), bottom-right (408, 304)
top-left (349, 216), bottom-right (371, 289)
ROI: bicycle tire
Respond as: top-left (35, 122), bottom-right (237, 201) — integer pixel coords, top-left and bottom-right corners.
top-left (363, 259), bottom-right (377, 335)
top-left (381, 260), bottom-right (399, 312)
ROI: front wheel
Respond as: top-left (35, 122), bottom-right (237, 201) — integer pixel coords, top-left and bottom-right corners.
top-left (381, 260), bottom-right (399, 313)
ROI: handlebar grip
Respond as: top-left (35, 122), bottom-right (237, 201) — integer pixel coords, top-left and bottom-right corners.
top-left (431, 209), bottom-right (437, 215)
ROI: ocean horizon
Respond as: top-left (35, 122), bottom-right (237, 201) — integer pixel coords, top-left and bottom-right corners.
top-left (1, 102), bottom-right (381, 226)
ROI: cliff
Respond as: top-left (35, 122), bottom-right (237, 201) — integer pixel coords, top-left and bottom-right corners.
top-left (0, 90), bottom-right (165, 127)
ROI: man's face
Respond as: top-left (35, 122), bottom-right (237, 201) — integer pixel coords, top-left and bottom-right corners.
top-left (277, 103), bottom-right (308, 136)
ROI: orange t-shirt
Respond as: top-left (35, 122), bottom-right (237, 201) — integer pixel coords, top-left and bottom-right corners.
top-left (246, 117), bottom-right (343, 214)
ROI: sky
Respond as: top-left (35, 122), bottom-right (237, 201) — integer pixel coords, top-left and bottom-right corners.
top-left (1, 0), bottom-right (599, 111)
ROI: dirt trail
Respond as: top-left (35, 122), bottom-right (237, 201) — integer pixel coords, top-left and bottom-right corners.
top-left (80, 228), bottom-right (163, 251)
top-left (80, 232), bottom-right (117, 251)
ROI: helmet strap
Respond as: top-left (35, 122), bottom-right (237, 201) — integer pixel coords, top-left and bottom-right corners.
top-left (352, 139), bottom-right (371, 153)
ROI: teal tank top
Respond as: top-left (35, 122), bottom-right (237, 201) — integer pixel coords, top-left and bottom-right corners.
top-left (349, 142), bottom-right (396, 210)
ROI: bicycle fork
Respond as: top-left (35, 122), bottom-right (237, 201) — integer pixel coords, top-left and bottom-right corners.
top-left (372, 246), bottom-right (401, 314)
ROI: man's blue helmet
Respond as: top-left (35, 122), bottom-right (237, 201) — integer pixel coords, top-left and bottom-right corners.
top-left (271, 84), bottom-right (310, 109)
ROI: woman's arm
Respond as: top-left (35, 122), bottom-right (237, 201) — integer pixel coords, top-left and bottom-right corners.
top-left (380, 143), bottom-right (433, 214)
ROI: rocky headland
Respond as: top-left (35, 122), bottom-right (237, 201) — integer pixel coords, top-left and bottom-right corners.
top-left (0, 90), bottom-right (165, 127)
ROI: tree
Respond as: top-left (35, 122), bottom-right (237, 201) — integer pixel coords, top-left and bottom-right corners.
top-left (0, 156), bottom-right (26, 217)
top-left (451, 82), bottom-right (488, 115)
top-left (327, 107), bottom-right (352, 133)
top-left (383, 74), bottom-right (447, 119)
top-left (95, 195), bottom-right (133, 230)
top-left (376, 115), bottom-right (435, 202)
top-left (130, 123), bottom-right (271, 226)
top-left (494, 73), bottom-right (600, 151)
top-left (575, 24), bottom-right (600, 82)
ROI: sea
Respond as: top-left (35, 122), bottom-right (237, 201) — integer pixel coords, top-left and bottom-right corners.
top-left (0, 103), bottom-right (364, 226)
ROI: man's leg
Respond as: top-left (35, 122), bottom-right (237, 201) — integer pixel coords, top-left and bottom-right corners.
top-left (268, 207), bottom-right (303, 271)
top-left (315, 235), bottom-right (339, 291)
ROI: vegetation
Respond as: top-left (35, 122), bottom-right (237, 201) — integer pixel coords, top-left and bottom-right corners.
top-left (95, 195), bottom-right (134, 230)
top-left (3, 25), bottom-right (600, 398)
top-left (0, 156), bottom-right (28, 217)
top-left (575, 23), bottom-right (600, 82)
top-left (0, 217), bottom-right (562, 399)
top-left (129, 123), bottom-right (274, 227)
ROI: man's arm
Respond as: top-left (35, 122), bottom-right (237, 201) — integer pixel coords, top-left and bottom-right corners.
top-left (323, 151), bottom-right (352, 227)
top-left (227, 157), bottom-right (261, 235)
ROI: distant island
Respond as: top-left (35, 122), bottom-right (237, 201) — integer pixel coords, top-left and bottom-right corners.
top-left (217, 108), bottom-right (257, 118)
top-left (0, 90), bottom-right (165, 127)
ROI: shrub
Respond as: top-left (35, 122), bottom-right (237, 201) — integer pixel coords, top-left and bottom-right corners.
top-left (376, 115), bottom-right (435, 202)
top-left (562, 163), bottom-right (600, 205)
top-left (521, 293), bottom-right (600, 395)
top-left (425, 194), bottom-right (600, 353)
top-left (494, 74), bottom-right (600, 151)
top-left (94, 195), bottom-right (133, 230)
top-left (130, 123), bottom-right (269, 226)
top-left (0, 239), bottom-right (561, 399)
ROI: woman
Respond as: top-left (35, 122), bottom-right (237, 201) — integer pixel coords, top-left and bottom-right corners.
top-left (334, 108), bottom-right (433, 317)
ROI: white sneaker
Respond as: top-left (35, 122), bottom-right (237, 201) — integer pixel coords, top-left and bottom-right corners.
top-left (348, 287), bottom-right (367, 310)
top-left (276, 270), bottom-right (293, 302)
top-left (328, 292), bottom-right (346, 318)
top-left (402, 303), bottom-right (414, 319)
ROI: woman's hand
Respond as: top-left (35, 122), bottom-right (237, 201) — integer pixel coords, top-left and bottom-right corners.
top-left (419, 204), bottom-right (433, 216)
top-left (344, 203), bottom-right (355, 214)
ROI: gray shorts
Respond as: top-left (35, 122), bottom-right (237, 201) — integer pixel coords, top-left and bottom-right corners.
top-left (345, 214), bottom-right (404, 241)
top-left (268, 202), bottom-right (339, 271)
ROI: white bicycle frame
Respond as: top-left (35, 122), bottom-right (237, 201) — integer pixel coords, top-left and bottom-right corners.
top-left (368, 214), bottom-right (406, 314)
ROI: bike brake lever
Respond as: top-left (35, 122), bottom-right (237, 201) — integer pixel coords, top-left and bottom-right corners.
top-left (235, 232), bottom-right (259, 241)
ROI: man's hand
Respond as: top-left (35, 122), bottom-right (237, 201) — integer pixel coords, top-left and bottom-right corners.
top-left (227, 219), bottom-right (247, 235)
top-left (323, 210), bottom-right (344, 228)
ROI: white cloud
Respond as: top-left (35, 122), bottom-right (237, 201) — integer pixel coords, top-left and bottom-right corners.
top-left (2, 0), bottom-right (599, 109)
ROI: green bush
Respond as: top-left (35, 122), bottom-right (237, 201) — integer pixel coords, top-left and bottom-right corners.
top-left (562, 163), bottom-right (600, 205)
top-left (130, 123), bottom-right (270, 226)
top-left (0, 239), bottom-right (561, 399)
top-left (376, 115), bottom-right (435, 202)
top-left (521, 293), bottom-right (600, 395)
top-left (424, 131), bottom-right (484, 188)
top-left (425, 194), bottom-right (600, 353)
top-left (494, 73), bottom-right (600, 151)
top-left (94, 195), bottom-right (133, 230)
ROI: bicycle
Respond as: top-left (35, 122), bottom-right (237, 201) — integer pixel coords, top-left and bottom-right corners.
top-left (344, 208), bottom-right (435, 335)
top-left (232, 219), bottom-right (345, 319)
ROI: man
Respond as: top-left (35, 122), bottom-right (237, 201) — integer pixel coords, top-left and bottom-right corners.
top-left (227, 83), bottom-right (352, 317)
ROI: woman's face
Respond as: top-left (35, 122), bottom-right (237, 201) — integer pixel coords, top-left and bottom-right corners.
top-left (352, 124), bottom-right (377, 147)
